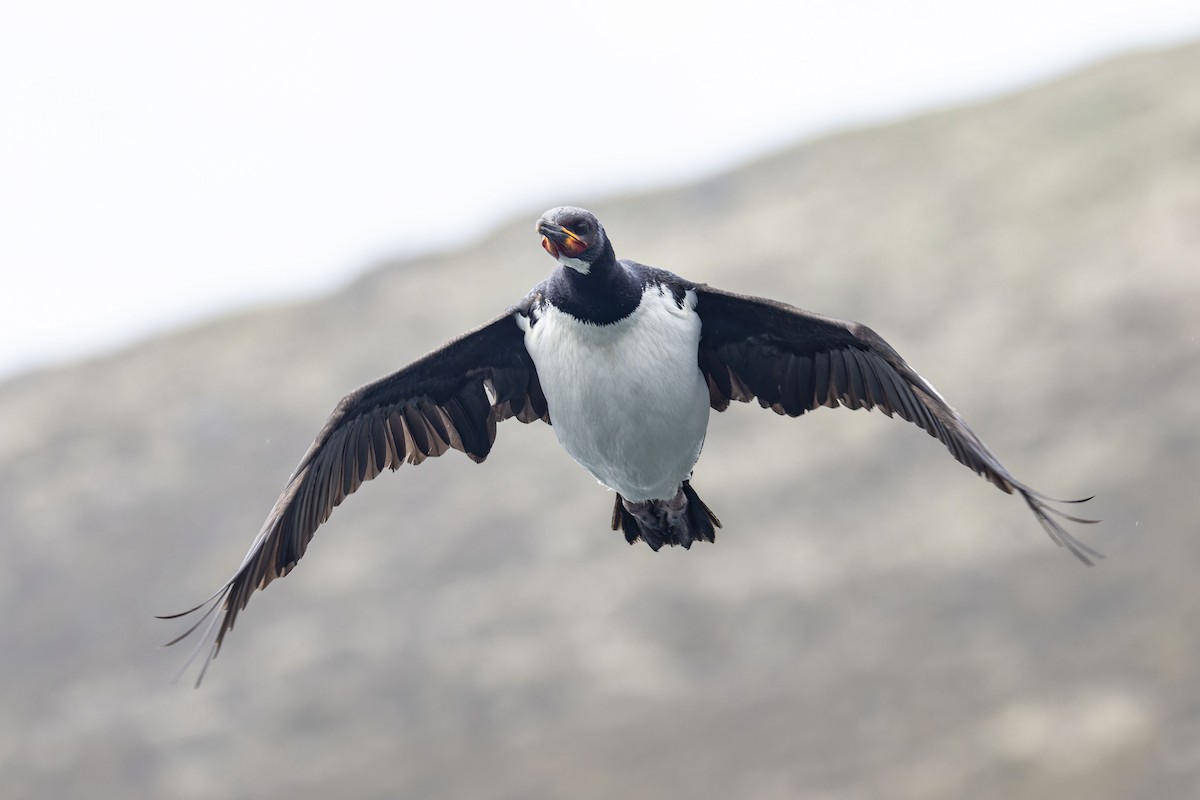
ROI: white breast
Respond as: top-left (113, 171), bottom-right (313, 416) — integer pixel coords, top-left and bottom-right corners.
top-left (519, 285), bottom-right (711, 501)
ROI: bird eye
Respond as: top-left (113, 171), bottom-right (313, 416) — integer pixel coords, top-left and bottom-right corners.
top-left (575, 220), bottom-right (590, 235)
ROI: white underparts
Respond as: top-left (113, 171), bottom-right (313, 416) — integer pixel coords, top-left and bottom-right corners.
top-left (520, 286), bottom-right (710, 501)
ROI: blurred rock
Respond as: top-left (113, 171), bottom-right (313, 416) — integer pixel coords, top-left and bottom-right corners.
top-left (1, 41), bottom-right (1197, 800)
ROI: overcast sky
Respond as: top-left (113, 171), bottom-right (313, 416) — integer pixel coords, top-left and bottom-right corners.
top-left (3, 1), bottom-right (1199, 380)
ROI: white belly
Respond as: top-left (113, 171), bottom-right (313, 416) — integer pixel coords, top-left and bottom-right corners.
top-left (521, 286), bottom-right (711, 501)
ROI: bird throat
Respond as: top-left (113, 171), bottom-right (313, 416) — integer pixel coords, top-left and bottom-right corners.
top-left (546, 258), bottom-right (645, 325)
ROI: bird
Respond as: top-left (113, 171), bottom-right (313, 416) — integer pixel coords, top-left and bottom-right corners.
top-left (161, 205), bottom-right (1099, 683)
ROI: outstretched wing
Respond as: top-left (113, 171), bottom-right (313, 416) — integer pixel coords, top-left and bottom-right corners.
top-left (693, 285), bottom-right (1099, 564)
top-left (161, 307), bottom-right (548, 683)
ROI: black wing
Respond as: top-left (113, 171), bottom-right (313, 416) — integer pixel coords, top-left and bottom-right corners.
top-left (694, 285), bottom-right (1099, 564)
top-left (161, 306), bottom-right (548, 683)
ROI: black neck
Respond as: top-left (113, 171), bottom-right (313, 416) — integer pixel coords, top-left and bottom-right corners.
top-left (545, 242), bottom-right (643, 325)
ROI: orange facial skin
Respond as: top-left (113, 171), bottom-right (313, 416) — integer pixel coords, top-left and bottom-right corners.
top-left (540, 228), bottom-right (587, 259)
top-left (558, 231), bottom-right (587, 257)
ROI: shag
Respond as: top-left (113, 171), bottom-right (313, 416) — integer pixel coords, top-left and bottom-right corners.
top-left (162, 206), bottom-right (1099, 683)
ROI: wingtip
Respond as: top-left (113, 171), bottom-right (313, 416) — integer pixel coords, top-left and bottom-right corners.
top-left (1019, 489), bottom-right (1104, 566)
top-left (158, 582), bottom-right (236, 686)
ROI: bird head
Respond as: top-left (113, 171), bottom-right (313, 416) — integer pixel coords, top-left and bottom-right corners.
top-left (536, 207), bottom-right (608, 274)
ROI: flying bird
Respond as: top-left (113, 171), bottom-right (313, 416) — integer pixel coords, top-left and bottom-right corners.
top-left (162, 206), bottom-right (1099, 682)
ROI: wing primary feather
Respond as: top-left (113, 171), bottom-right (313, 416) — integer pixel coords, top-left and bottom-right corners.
top-left (386, 409), bottom-right (407, 465)
top-left (317, 450), bottom-right (337, 524)
top-left (813, 350), bottom-right (833, 407)
top-left (420, 399), bottom-right (451, 444)
top-left (170, 608), bottom-right (221, 687)
top-left (880, 363), bottom-right (919, 422)
top-left (350, 419), bottom-right (370, 484)
top-left (1021, 491), bottom-right (1103, 565)
top-left (777, 355), bottom-right (804, 416)
top-left (455, 383), bottom-right (494, 456)
top-left (728, 366), bottom-right (754, 404)
top-left (418, 400), bottom-right (452, 457)
top-left (854, 348), bottom-right (889, 414)
top-left (369, 415), bottom-right (389, 474)
top-left (295, 475), bottom-right (315, 544)
top-left (334, 426), bottom-right (356, 496)
top-left (746, 345), bottom-right (780, 406)
top-left (700, 350), bottom-right (733, 410)
top-left (401, 405), bottom-right (430, 462)
top-left (793, 354), bottom-right (816, 414)
top-left (356, 418), bottom-right (377, 481)
top-left (439, 397), bottom-right (470, 453)
top-left (834, 349), bottom-right (864, 410)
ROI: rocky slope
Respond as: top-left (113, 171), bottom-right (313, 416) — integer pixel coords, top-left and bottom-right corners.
top-left (1, 41), bottom-right (1197, 800)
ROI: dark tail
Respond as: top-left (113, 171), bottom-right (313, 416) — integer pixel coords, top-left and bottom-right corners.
top-left (610, 480), bottom-right (722, 550)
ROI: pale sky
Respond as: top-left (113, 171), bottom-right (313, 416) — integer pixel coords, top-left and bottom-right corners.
top-left (3, 1), bottom-right (1198, 380)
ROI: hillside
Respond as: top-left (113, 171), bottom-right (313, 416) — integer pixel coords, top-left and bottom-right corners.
top-left (1, 42), bottom-right (1198, 799)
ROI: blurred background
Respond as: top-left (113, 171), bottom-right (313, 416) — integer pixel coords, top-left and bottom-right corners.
top-left (2, 3), bottom-right (1199, 798)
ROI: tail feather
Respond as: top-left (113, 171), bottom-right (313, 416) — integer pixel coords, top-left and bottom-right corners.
top-left (610, 480), bottom-right (722, 550)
